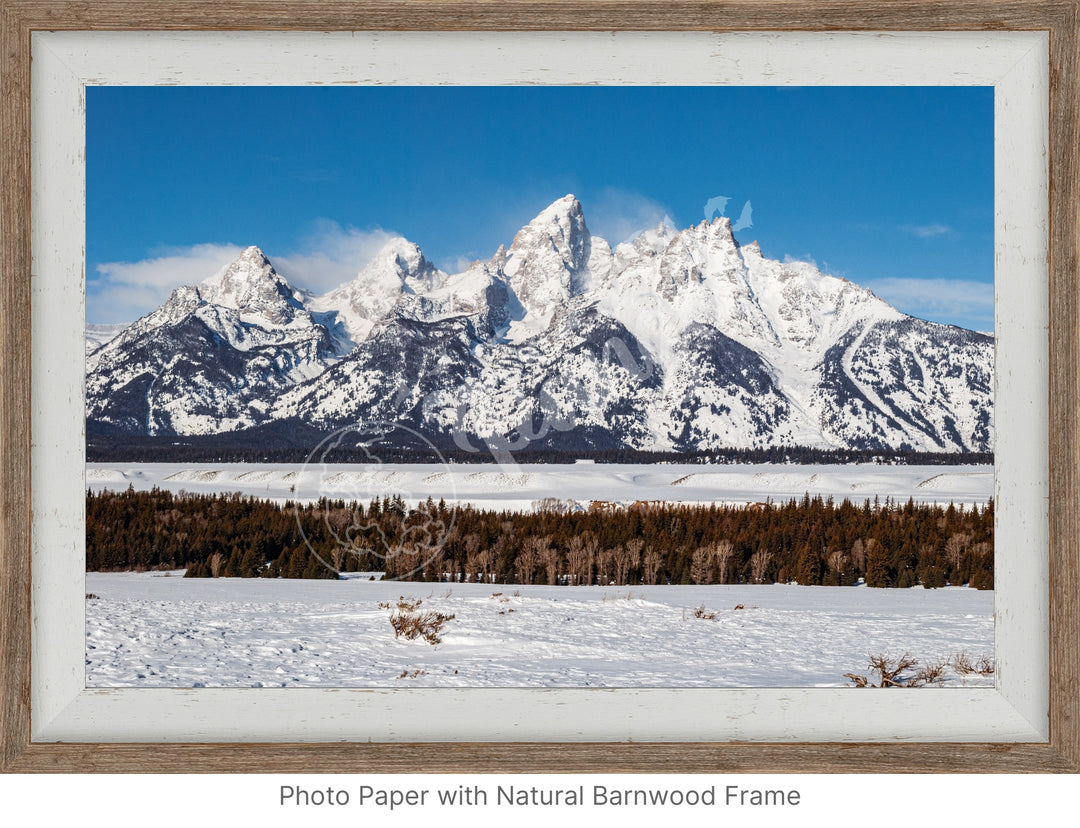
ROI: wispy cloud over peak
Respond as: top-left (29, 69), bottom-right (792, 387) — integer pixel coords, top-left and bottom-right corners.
top-left (585, 188), bottom-right (676, 246)
top-left (86, 222), bottom-right (403, 324)
top-left (270, 220), bottom-right (401, 294)
top-left (89, 244), bottom-right (244, 325)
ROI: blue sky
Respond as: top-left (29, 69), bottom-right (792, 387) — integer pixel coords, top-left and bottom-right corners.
top-left (87, 86), bottom-right (993, 330)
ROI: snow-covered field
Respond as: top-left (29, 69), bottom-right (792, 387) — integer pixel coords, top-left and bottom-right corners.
top-left (85, 572), bottom-right (994, 689)
top-left (85, 461), bottom-right (994, 509)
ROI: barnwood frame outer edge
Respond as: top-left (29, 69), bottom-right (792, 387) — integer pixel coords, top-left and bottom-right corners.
top-left (1, 0), bottom-right (1077, 774)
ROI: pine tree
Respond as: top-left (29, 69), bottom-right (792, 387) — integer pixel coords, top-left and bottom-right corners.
top-left (865, 543), bottom-right (891, 588)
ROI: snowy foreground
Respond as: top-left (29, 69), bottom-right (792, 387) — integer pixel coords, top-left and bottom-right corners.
top-left (85, 461), bottom-right (993, 509)
top-left (85, 572), bottom-right (994, 689)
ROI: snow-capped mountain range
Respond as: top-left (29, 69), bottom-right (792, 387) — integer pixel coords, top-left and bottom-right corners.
top-left (86, 195), bottom-right (993, 453)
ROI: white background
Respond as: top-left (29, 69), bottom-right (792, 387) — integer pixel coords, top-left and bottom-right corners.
top-left (2, 773), bottom-right (1079, 825)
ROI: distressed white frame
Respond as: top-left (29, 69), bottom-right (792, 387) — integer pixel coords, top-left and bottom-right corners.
top-left (30, 31), bottom-right (1048, 743)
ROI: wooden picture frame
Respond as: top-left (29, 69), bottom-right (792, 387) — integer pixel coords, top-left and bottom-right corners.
top-left (2, 0), bottom-right (1077, 773)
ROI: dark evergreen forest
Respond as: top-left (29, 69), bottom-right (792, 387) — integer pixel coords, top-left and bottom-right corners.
top-left (86, 432), bottom-right (992, 466)
top-left (86, 487), bottom-right (994, 589)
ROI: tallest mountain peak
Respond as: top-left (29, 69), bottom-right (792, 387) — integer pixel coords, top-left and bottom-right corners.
top-left (538, 193), bottom-right (583, 216)
top-left (517, 195), bottom-right (586, 235)
top-left (512, 194), bottom-right (590, 249)
top-left (503, 195), bottom-right (597, 323)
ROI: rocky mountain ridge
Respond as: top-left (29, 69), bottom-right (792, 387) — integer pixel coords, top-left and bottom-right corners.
top-left (86, 195), bottom-right (993, 454)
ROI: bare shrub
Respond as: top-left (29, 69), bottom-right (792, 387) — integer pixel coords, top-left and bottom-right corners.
top-left (868, 652), bottom-right (919, 687)
top-left (382, 595), bottom-right (455, 645)
top-left (692, 604), bottom-right (717, 621)
top-left (847, 653), bottom-right (920, 687)
top-left (909, 659), bottom-right (948, 687)
top-left (396, 669), bottom-right (427, 679)
top-left (952, 651), bottom-right (995, 676)
top-left (951, 651), bottom-right (975, 675)
top-left (602, 590), bottom-right (642, 602)
top-left (848, 651), bottom-right (994, 688)
top-left (389, 609), bottom-right (455, 644)
top-left (379, 596), bottom-right (422, 613)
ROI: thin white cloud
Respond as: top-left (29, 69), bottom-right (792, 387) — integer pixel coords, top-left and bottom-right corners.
top-left (782, 253), bottom-right (821, 269)
top-left (87, 222), bottom-right (402, 324)
top-left (864, 276), bottom-right (994, 331)
top-left (902, 223), bottom-right (953, 238)
top-left (584, 188), bottom-right (676, 246)
top-left (89, 243), bottom-right (243, 325)
top-left (270, 220), bottom-right (400, 294)
top-left (437, 254), bottom-right (482, 275)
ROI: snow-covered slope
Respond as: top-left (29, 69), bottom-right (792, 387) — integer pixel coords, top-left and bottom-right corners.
top-left (86, 198), bottom-right (994, 452)
top-left (86, 247), bottom-right (336, 435)
top-left (308, 237), bottom-right (448, 349)
top-left (85, 323), bottom-right (126, 354)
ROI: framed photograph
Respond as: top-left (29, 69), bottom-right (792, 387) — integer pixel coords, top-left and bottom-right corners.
top-left (2, 1), bottom-right (1078, 773)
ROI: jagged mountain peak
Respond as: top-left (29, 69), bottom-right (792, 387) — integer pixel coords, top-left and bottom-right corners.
top-left (239, 243), bottom-right (271, 264)
top-left (366, 237), bottom-right (441, 284)
top-left (310, 236), bottom-right (448, 346)
top-left (329, 236), bottom-right (446, 296)
top-left (197, 245), bottom-right (308, 327)
top-left (505, 196), bottom-right (590, 269)
top-left (501, 195), bottom-right (602, 327)
top-left (612, 221), bottom-right (679, 269)
top-left (204, 244), bottom-right (273, 287)
top-left (682, 214), bottom-right (741, 251)
top-left (531, 192), bottom-right (583, 221)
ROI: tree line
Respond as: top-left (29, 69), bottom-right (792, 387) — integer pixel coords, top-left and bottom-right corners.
top-left (86, 434), bottom-right (992, 467)
top-left (86, 487), bottom-right (993, 589)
